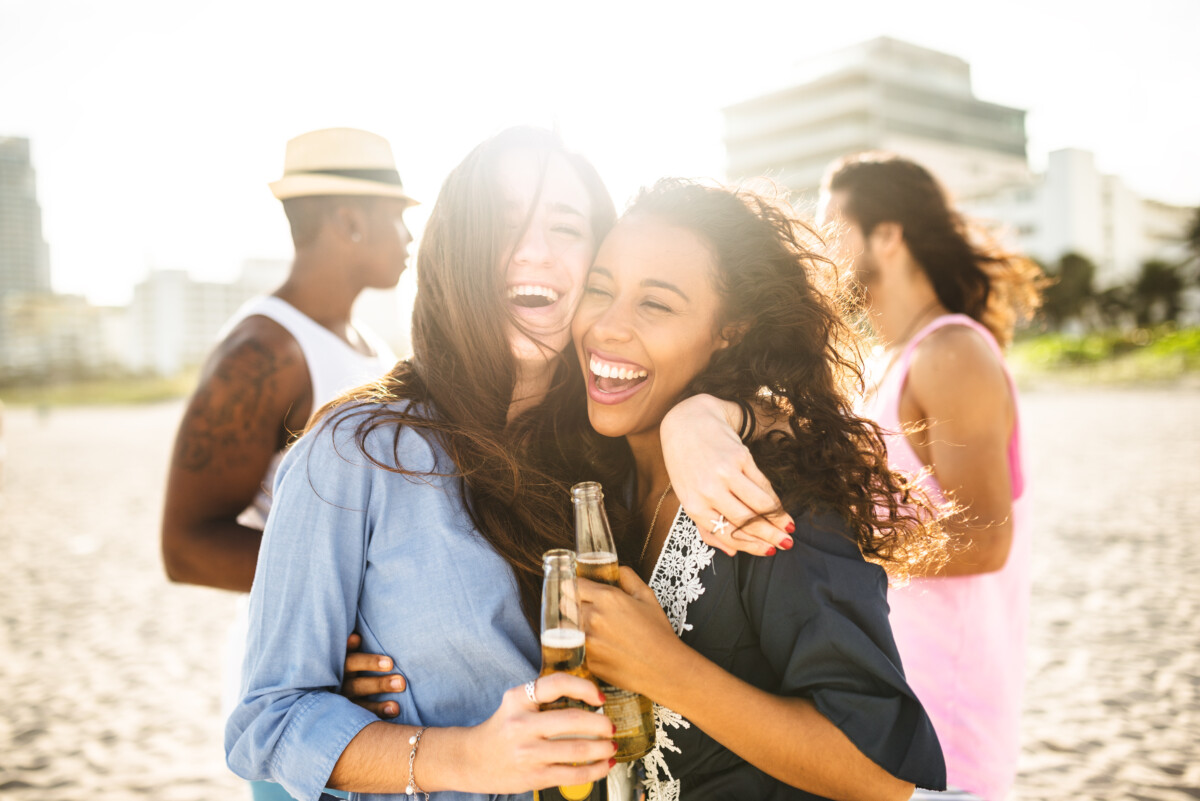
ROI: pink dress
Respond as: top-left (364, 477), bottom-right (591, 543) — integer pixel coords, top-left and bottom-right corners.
top-left (866, 314), bottom-right (1031, 801)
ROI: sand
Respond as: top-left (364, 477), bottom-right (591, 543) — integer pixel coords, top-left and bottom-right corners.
top-left (1, 389), bottom-right (1198, 800)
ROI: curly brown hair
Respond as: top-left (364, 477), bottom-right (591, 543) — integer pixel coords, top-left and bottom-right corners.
top-left (614, 178), bottom-right (947, 576)
top-left (824, 152), bottom-right (1044, 347)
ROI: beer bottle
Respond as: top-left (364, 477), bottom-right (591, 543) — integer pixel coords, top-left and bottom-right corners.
top-left (538, 549), bottom-right (597, 712)
top-left (537, 546), bottom-right (647, 801)
top-left (537, 549), bottom-right (606, 801)
top-left (571, 482), bottom-right (657, 763)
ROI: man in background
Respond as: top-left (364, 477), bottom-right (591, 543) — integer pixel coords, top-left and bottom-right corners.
top-left (161, 127), bottom-right (414, 801)
top-left (820, 152), bottom-right (1044, 801)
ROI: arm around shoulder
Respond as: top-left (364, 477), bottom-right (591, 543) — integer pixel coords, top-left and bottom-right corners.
top-left (660, 393), bottom-right (794, 555)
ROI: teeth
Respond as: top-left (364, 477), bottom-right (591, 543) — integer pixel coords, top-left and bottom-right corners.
top-left (507, 284), bottom-right (559, 302)
top-left (589, 356), bottom-right (648, 381)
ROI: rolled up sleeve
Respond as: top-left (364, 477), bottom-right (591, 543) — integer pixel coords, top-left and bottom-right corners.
top-left (738, 511), bottom-right (947, 790)
top-left (225, 417), bottom-right (382, 801)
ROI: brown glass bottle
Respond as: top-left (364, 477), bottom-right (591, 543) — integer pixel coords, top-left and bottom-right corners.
top-left (572, 483), bottom-right (657, 763)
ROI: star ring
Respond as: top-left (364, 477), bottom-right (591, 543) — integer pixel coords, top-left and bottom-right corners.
top-left (524, 679), bottom-right (538, 704)
top-left (711, 515), bottom-right (730, 537)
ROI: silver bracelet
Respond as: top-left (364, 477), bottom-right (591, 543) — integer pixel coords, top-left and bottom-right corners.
top-left (405, 726), bottom-right (429, 800)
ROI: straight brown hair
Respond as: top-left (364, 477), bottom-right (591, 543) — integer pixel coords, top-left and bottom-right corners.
top-left (313, 127), bottom-right (618, 628)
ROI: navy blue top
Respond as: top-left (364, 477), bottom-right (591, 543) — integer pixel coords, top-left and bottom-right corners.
top-left (639, 508), bottom-right (946, 799)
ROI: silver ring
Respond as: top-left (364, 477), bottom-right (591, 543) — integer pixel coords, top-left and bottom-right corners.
top-left (524, 679), bottom-right (538, 704)
top-left (710, 515), bottom-right (730, 536)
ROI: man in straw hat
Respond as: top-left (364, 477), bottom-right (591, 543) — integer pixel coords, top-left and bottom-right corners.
top-left (161, 128), bottom-right (415, 801)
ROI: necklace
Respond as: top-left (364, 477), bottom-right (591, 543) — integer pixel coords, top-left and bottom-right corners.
top-left (639, 482), bottom-right (674, 564)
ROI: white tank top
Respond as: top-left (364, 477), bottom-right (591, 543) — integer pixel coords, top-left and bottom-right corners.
top-left (220, 295), bottom-right (397, 529)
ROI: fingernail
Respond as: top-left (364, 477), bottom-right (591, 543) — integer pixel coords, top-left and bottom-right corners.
top-left (781, 537), bottom-right (793, 550)
top-left (611, 722), bottom-right (617, 735)
top-left (598, 692), bottom-right (607, 704)
top-left (612, 740), bottom-right (619, 751)
top-left (765, 546), bottom-right (777, 556)
top-left (608, 758), bottom-right (617, 768)
top-left (390, 677), bottom-right (405, 690)
top-left (785, 522), bottom-right (795, 534)
top-left (378, 658), bottom-right (391, 670)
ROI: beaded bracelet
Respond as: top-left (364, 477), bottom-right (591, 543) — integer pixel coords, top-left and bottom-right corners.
top-left (405, 726), bottom-right (429, 800)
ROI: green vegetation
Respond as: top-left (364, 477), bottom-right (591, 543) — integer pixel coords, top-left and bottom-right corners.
top-left (1009, 326), bottom-right (1200, 386)
top-left (2, 329), bottom-right (1197, 405)
top-left (0, 371), bottom-right (198, 407)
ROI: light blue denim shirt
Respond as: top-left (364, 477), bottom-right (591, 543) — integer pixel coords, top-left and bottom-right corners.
top-left (225, 403), bottom-right (540, 801)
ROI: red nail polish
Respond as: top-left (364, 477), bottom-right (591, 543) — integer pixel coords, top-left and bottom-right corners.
top-left (781, 537), bottom-right (793, 550)
top-left (611, 722), bottom-right (617, 735)
top-left (609, 758), bottom-right (617, 768)
top-left (785, 522), bottom-right (795, 534)
top-left (766, 546), bottom-right (777, 556)
top-left (598, 692), bottom-right (607, 705)
top-left (612, 740), bottom-right (619, 751)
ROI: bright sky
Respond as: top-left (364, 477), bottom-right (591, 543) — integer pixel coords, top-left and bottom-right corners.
top-left (3, 0), bottom-right (1198, 306)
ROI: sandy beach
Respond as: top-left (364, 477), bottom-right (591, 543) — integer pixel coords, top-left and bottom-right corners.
top-left (1, 388), bottom-right (1198, 800)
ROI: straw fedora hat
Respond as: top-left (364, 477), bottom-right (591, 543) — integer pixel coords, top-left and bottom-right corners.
top-left (269, 127), bottom-right (418, 205)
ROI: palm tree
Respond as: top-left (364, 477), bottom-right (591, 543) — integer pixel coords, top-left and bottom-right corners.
top-left (1042, 252), bottom-right (1095, 329)
top-left (1134, 260), bottom-right (1184, 325)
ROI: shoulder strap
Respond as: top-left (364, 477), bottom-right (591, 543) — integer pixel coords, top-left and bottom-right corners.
top-left (902, 314), bottom-right (1025, 500)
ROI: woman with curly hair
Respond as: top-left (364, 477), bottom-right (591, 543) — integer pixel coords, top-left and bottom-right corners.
top-left (572, 179), bottom-right (947, 800)
top-left (225, 129), bottom-right (795, 801)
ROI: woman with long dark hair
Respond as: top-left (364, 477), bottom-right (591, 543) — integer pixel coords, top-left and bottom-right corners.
top-left (225, 129), bottom-right (790, 801)
top-left (571, 179), bottom-right (947, 799)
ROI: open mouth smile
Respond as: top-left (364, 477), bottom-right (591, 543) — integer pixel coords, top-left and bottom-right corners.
top-left (507, 284), bottom-right (560, 309)
top-left (589, 353), bottom-right (649, 396)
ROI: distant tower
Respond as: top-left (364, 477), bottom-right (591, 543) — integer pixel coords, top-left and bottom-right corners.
top-left (723, 37), bottom-right (1032, 208)
top-left (0, 137), bottom-right (52, 298)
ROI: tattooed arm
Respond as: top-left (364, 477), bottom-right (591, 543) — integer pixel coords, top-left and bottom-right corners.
top-left (161, 316), bottom-right (313, 591)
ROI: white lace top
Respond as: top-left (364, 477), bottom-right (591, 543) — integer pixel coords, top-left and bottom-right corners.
top-left (631, 505), bottom-right (947, 800)
top-left (640, 506), bottom-right (715, 801)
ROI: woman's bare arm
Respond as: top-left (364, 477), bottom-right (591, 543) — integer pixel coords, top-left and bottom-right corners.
top-left (660, 394), bottom-right (794, 556)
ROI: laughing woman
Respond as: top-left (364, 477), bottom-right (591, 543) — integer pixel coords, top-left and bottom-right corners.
top-left (226, 130), bottom-right (793, 801)
top-left (570, 180), bottom-right (947, 800)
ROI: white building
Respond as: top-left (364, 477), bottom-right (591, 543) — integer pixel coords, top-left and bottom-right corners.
top-left (0, 137), bottom-right (51, 299)
top-left (128, 269), bottom-right (250, 376)
top-left (124, 259), bottom-right (409, 377)
top-left (965, 149), bottom-right (1194, 288)
top-left (723, 37), bottom-right (1194, 291)
top-left (0, 292), bottom-right (127, 382)
top-left (723, 37), bottom-right (1032, 210)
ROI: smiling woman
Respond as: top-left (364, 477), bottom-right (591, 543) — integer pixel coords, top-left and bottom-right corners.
top-left (576, 219), bottom-right (731, 438)
top-left (224, 131), bottom-right (801, 801)
top-left (498, 147), bottom-right (597, 408)
top-left (569, 178), bottom-right (948, 800)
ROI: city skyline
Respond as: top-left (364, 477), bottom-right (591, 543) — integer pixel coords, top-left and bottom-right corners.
top-left (2, 0), bottom-right (1198, 306)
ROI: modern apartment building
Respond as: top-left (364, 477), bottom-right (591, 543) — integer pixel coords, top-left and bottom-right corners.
top-left (965, 149), bottom-right (1195, 288)
top-left (724, 38), bottom-right (1194, 288)
top-left (723, 37), bottom-right (1031, 209)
